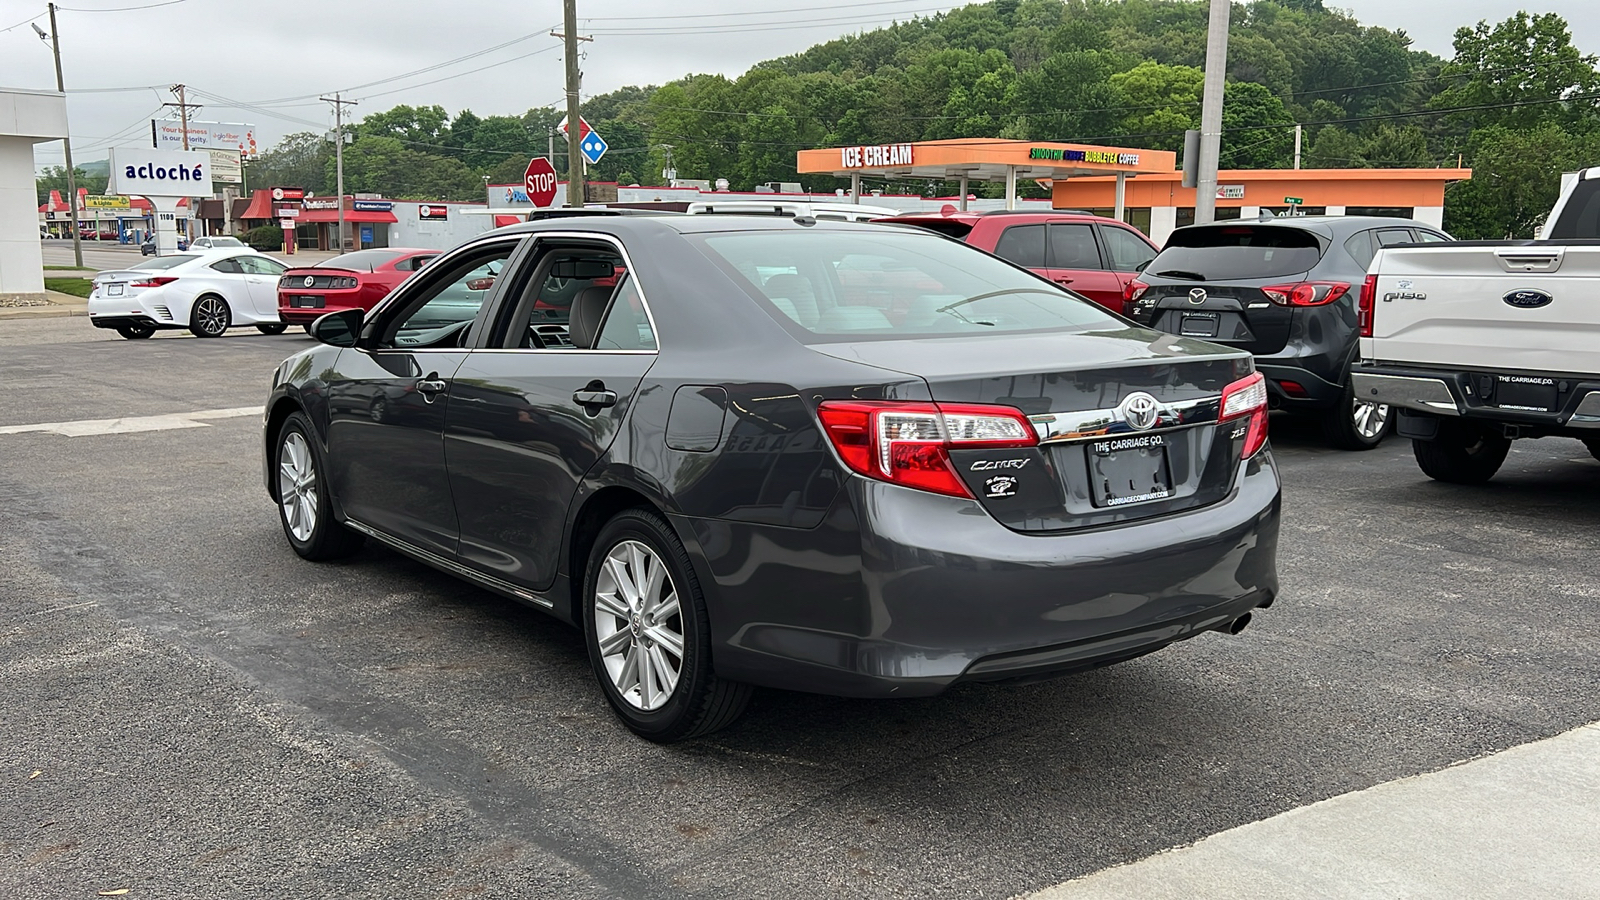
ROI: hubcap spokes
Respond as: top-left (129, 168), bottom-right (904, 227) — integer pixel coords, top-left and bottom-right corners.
top-left (197, 299), bottom-right (225, 334)
top-left (594, 540), bottom-right (684, 711)
top-left (279, 432), bottom-right (318, 541)
top-left (1353, 400), bottom-right (1391, 440)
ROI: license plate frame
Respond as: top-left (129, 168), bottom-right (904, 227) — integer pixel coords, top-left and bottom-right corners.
top-left (292, 295), bottom-right (324, 309)
top-left (1495, 376), bottom-right (1557, 412)
top-left (1087, 435), bottom-right (1173, 508)
top-left (1179, 311), bottom-right (1219, 338)
top-left (106, 283), bottom-right (124, 297)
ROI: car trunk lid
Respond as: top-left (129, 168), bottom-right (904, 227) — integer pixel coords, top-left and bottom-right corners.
top-left (811, 329), bottom-right (1256, 532)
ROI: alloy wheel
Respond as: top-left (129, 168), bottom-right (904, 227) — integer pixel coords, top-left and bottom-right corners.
top-left (194, 297), bottom-right (229, 336)
top-left (278, 431), bottom-right (319, 542)
top-left (593, 540), bottom-right (684, 711)
top-left (1352, 400), bottom-right (1390, 441)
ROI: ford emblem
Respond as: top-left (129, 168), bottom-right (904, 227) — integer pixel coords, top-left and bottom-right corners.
top-left (1188, 287), bottom-right (1207, 305)
top-left (304, 275), bottom-right (316, 288)
top-left (1119, 392), bottom-right (1161, 431)
top-left (1503, 288), bottom-right (1552, 309)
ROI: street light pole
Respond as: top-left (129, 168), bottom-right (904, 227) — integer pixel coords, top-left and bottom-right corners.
top-left (1194, 0), bottom-right (1230, 226)
top-left (42, 3), bottom-right (82, 268)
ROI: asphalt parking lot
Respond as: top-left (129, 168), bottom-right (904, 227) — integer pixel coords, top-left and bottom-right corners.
top-left (3, 317), bottom-right (1599, 899)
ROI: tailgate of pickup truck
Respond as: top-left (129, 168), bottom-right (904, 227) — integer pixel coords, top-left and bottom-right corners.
top-left (1364, 243), bottom-right (1600, 373)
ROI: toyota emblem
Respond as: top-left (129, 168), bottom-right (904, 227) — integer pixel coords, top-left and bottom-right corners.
top-left (1119, 392), bottom-right (1161, 431)
top-left (303, 275), bottom-right (316, 287)
top-left (1188, 287), bottom-right (1208, 305)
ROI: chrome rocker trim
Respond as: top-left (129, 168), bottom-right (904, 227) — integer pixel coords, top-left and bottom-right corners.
top-left (343, 518), bottom-right (555, 609)
top-left (1350, 372), bottom-right (1461, 416)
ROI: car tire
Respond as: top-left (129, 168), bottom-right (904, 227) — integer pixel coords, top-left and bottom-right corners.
top-left (274, 412), bottom-right (365, 561)
top-left (188, 295), bottom-right (232, 338)
top-left (1412, 421), bottom-right (1511, 484)
top-left (1321, 381), bottom-right (1391, 451)
top-left (302, 323), bottom-right (314, 334)
top-left (256, 323), bottom-right (288, 335)
top-left (582, 508), bottom-right (751, 743)
top-left (115, 324), bottom-right (154, 340)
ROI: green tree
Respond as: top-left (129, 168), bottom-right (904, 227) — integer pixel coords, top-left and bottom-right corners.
top-left (355, 104), bottom-right (452, 149)
top-left (1432, 12), bottom-right (1600, 132)
top-left (1110, 61), bottom-right (1202, 150)
top-left (1220, 81), bottom-right (1296, 169)
top-left (35, 165), bottom-right (108, 205)
top-left (1445, 124), bottom-right (1598, 238)
top-left (242, 132), bottom-right (329, 194)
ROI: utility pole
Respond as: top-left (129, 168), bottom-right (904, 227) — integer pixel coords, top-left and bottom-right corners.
top-left (1293, 123), bottom-right (1302, 170)
top-left (553, 0), bottom-right (590, 208)
top-left (1194, 0), bottom-right (1230, 226)
top-left (165, 84), bottom-right (203, 240)
top-left (321, 94), bottom-right (358, 250)
top-left (40, 4), bottom-right (82, 268)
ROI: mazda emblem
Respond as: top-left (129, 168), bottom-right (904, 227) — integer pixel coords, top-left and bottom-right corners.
top-left (1119, 392), bottom-right (1161, 431)
top-left (1188, 287), bottom-right (1207, 305)
top-left (304, 275), bottom-right (316, 288)
top-left (1503, 288), bottom-right (1553, 309)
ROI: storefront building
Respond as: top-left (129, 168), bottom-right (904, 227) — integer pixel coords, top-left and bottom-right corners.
top-left (38, 188), bottom-right (188, 243)
top-left (1050, 168), bottom-right (1472, 244)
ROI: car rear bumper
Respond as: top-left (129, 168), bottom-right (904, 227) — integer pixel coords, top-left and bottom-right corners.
top-left (278, 295), bottom-right (363, 325)
top-left (678, 451), bottom-right (1281, 698)
top-left (1353, 364), bottom-right (1600, 432)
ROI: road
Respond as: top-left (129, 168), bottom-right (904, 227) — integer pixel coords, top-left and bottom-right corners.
top-left (2, 316), bottom-right (1598, 898)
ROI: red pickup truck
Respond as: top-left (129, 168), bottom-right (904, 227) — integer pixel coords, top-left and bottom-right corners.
top-left (873, 209), bottom-right (1158, 313)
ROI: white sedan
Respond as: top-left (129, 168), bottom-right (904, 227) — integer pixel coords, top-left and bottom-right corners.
top-left (87, 249), bottom-right (292, 340)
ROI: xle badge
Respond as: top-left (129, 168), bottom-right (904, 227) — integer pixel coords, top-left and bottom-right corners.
top-left (985, 475), bottom-right (1018, 498)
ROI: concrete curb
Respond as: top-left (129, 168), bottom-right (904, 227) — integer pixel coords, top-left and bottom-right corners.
top-left (0, 291), bottom-right (91, 321)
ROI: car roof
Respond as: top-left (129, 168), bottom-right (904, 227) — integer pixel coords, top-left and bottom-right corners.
top-left (874, 209), bottom-right (1113, 226)
top-left (1174, 215), bottom-right (1441, 239)
top-left (492, 212), bottom-right (914, 239)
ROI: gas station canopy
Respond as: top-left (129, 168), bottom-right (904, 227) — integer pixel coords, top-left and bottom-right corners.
top-left (796, 138), bottom-right (1177, 210)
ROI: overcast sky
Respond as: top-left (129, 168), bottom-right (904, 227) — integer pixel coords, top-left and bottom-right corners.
top-left (5, 0), bottom-right (1594, 170)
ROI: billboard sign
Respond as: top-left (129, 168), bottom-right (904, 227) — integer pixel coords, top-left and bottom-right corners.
top-left (352, 200), bottom-right (393, 212)
top-left (418, 204), bottom-right (450, 220)
top-left (83, 196), bottom-right (132, 209)
top-left (152, 120), bottom-right (260, 157)
top-left (208, 149), bottom-right (242, 184)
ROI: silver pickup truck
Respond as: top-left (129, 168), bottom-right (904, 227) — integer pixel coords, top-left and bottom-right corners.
top-left (1352, 166), bottom-right (1600, 483)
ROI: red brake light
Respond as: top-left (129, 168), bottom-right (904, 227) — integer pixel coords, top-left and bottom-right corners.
top-left (1261, 281), bottom-right (1350, 307)
top-left (130, 276), bottom-right (178, 288)
top-left (1358, 274), bottom-right (1377, 337)
top-left (1219, 372), bottom-right (1269, 458)
top-left (816, 400), bottom-right (1038, 498)
top-left (1124, 278), bottom-right (1149, 305)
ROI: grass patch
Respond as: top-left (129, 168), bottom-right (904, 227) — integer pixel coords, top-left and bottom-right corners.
top-left (44, 277), bottom-right (94, 298)
top-left (45, 265), bottom-right (93, 271)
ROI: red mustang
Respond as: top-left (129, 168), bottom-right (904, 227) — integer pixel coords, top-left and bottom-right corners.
top-left (277, 248), bottom-right (438, 329)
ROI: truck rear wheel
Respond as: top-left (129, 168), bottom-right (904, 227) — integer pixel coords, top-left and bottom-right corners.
top-left (1412, 422), bottom-right (1510, 484)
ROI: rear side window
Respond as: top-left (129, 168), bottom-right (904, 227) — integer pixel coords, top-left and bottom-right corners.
top-left (1148, 226), bottom-right (1324, 281)
top-left (1344, 232), bottom-right (1376, 269)
top-left (993, 224), bottom-right (1047, 268)
top-left (1375, 229), bottom-right (1414, 248)
top-left (1548, 179), bottom-right (1600, 239)
top-left (1100, 226), bottom-right (1157, 271)
top-left (1048, 224), bottom-right (1102, 269)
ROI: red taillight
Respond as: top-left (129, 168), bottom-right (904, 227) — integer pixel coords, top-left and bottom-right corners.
top-left (131, 276), bottom-right (178, 288)
top-left (1358, 274), bottom-right (1377, 337)
top-left (1219, 372), bottom-right (1269, 458)
top-left (1261, 281), bottom-right (1350, 307)
top-left (816, 400), bottom-right (1038, 498)
top-left (1124, 278), bottom-right (1149, 305)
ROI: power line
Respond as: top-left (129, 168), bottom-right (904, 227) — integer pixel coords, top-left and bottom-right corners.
top-left (54, 0), bottom-right (189, 10)
top-left (353, 44), bottom-right (561, 102)
top-left (585, 0), bottom-right (945, 21)
top-left (590, 8), bottom-right (951, 35)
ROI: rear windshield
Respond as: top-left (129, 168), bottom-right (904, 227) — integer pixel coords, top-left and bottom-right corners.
top-left (202, 237), bottom-right (245, 247)
top-left (129, 255), bottom-right (198, 271)
top-left (1148, 225), bottom-right (1324, 281)
top-left (1548, 179), bottom-right (1600, 239)
top-left (880, 219), bottom-right (975, 240)
top-left (326, 249), bottom-right (405, 271)
top-left (691, 229), bottom-right (1119, 341)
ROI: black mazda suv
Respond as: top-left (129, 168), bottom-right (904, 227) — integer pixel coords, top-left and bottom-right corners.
top-left (1127, 216), bottom-right (1451, 450)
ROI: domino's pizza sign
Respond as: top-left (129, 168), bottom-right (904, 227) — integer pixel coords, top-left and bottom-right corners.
top-left (418, 204), bottom-right (450, 220)
top-left (106, 147), bottom-right (214, 197)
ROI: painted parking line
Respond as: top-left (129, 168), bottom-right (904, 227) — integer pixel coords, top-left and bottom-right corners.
top-left (1024, 720), bottom-right (1600, 900)
top-left (0, 406), bottom-right (263, 437)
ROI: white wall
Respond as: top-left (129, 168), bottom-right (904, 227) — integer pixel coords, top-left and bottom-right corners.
top-left (1413, 206), bottom-right (1444, 229)
top-left (385, 201), bottom-right (491, 250)
top-left (1149, 206), bottom-right (1179, 246)
top-left (1, 89), bottom-right (69, 301)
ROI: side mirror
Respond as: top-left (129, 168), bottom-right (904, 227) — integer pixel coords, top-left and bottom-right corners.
top-left (309, 308), bottom-right (363, 348)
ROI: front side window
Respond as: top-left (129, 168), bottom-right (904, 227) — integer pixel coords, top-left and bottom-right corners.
top-left (694, 229), bottom-right (1118, 342)
top-left (498, 249), bottom-right (626, 349)
top-left (381, 241), bottom-right (518, 348)
top-left (992, 224), bottom-right (1047, 269)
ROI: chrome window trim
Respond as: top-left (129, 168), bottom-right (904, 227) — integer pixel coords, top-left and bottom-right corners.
top-left (489, 230), bottom-right (662, 355)
top-left (1030, 394), bottom-right (1222, 444)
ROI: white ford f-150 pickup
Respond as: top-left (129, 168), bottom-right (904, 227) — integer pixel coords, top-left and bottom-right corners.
top-left (1352, 166), bottom-right (1600, 482)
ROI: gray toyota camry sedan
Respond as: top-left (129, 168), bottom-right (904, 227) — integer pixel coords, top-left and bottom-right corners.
top-left (264, 214), bottom-right (1281, 742)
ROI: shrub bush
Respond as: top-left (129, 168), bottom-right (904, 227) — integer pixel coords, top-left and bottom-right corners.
top-left (243, 225), bottom-right (286, 251)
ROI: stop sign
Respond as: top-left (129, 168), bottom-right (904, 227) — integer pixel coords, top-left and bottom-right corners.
top-left (523, 156), bottom-right (558, 208)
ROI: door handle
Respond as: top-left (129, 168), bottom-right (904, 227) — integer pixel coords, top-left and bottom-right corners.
top-left (573, 388), bottom-right (618, 409)
top-left (1053, 277), bottom-right (1075, 285)
top-left (416, 378), bottom-right (447, 395)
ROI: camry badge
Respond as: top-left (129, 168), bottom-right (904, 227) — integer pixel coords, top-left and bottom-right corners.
top-left (1503, 288), bottom-right (1553, 309)
top-left (1188, 288), bottom-right (1207, 305)
top-left (304, 275), bottom-right (316, 288)
top-left (1119, 392), bottom-right (1161, 431)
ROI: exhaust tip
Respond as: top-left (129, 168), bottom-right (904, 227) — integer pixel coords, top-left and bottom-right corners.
top-left (1226, 613), bottom-right (1252, 635)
